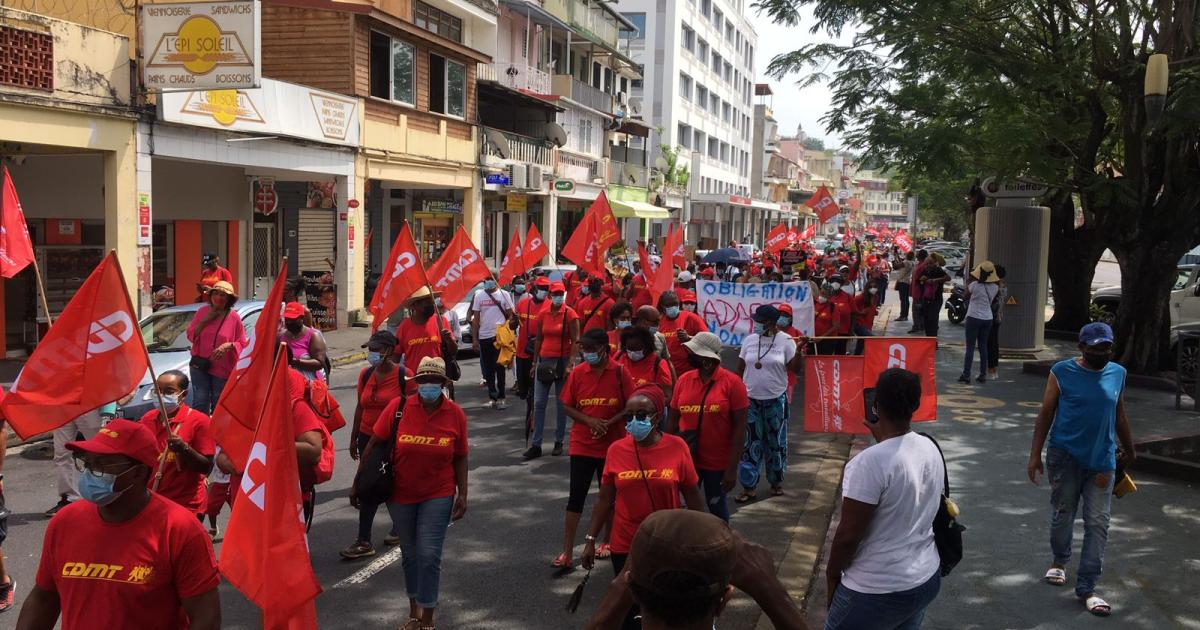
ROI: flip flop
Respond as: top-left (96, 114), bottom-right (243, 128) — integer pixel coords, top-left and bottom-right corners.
top-left (771, 486), bottom-right (785, 496)
top-left (552, 553), bottom-right (573, 569)
top-left (1043, 567), bottom-right (1066, 586)
top-left (734, 491), bottom-right (757, 503)
top-left (595, 543), bottom-right (612, 559)
top-left (1083, 595), bottom-right (1111, 616)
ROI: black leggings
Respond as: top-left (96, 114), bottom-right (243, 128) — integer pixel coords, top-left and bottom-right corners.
top-left (566, 455), bottom-right (605, 513)
top-left (924, 296), bottom-right (943, 339)
top-left (611, 553), bottom-right (641, 629)
top-left (988, 321), bottom-right (1001, 369)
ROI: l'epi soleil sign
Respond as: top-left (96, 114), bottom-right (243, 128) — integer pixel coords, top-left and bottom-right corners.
top-left (141, 0), bottom-right (261, 91)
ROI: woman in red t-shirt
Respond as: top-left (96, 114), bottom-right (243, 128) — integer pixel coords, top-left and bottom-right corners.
top-left (354, 356), bottom-right (467, 630)
top-left (657, 291), bottom-right (708, 377)
top-left (581, 387), bottom-right (705, 599)
top-left (616, 325), bottom-right (673, 402)
top-left (525, 281), bottom-right (580, 460)
top-left (555, 329), bottom-right (635, 568)
top-left (606, 301), bottom-right (634, 355)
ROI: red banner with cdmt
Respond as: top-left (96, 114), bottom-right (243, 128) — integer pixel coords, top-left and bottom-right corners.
top-left (803, 337), bottom-right (938, 435)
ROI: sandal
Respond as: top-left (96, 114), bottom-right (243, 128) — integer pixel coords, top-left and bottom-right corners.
top-left (734, 491), bottom-right (757, 503)
top-left (552, 553), bottom-right (573, 569)
top-left (595, 543), bottom-right (612, 559)
top-left (1043, 567), bottom-right (1066, 586)
top-left (771, 486), bottom-right (785, 496)
top-left (0, 578), bottom-right (15, 613)
top-left (399, 618), bottom-right (421, 630)
top-left (1082, 595), bottom-right (1111, 616)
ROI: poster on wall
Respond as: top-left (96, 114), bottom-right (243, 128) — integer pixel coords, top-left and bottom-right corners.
top-left (303, 274), bottom-right (337, 332)
top-left (306, 181), bottom-right (336, 209)
top-left (137, 194), bottom-right (152, 245)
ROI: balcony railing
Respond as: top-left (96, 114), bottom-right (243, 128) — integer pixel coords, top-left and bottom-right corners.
top-left (609, 145), bottom-right (646, 166)
top-left (543, 0), bottom-right (569, 22)
top-left (552, 75), bottom-right (613, 113)
top-left (477, 62), bottom-right (552, 95)
top-left (566, 0), bottom-right (618, 46)
top-left (608, 160), bottom-right (648, 187)
top-left (481, 127), bottom-right (556, 168)
top-left (558, 151), bottom-right (602, 183)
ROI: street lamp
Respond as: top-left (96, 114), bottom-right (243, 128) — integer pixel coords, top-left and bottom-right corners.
top-left (1144, 53), bottom-right (1169, 126)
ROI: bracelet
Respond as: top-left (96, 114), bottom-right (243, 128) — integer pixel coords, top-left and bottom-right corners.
top-left (584, 534), bottom-right (596, 542)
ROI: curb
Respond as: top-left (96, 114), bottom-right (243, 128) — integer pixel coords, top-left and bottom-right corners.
top-left (331, 350), bottom-right (367, 368)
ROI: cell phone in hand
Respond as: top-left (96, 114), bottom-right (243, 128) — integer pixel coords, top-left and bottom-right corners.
top-left (863, 387), bottom-right (879, 424)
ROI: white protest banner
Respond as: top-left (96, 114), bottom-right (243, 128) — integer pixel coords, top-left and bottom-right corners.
top-left (696, 280), bottom-right (815, 346)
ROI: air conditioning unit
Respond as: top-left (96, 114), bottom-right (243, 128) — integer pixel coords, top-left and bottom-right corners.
top-left (510, 163), bottom-right (529, 189)
top-left (527, 164), bottom-right (544, 188)
top-left (616, 91), bottom-right (629, 106)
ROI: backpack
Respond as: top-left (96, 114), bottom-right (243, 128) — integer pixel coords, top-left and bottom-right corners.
top-left (306, 377), bottom-right (346, 432)
top-left (312, 421), bottom-right (335, 485)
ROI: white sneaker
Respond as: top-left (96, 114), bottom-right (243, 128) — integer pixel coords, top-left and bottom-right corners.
top-left (479, 378), bottom-right (487, 386)
top-left (483, 400), bottom-right (496, 409)
top-left (496, 400), bottom-right (507, 410)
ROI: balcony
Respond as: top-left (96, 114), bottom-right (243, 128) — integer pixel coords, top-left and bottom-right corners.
top-left (608, 160), bottom-right (648, 187)
top-left (478, 62), bottom-right (551, 95)
top-left (481, 127), bottom-right (555, 168)
top-left (0, 7), bottom-right (131, 107)
top-left (565, 0), bottom-right (618, 46)
top-left (552, 75), bottom-right (613, 113)
top-left (558, 150), bottom-right (602, 183)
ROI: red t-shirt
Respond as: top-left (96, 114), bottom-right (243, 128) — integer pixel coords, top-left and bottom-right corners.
top-left (356, 364), bottom-right (407, 431)
top-left (814, 301), bottom-right (840, 337)
top-left (565, 272), bottom-right (585, 308)
top-left (670, 367), bottom-right (749, 471)
top-left (780, 325), bottom-right (804, 388)
top-left (561, 360), bottom-right (635, 458)
top-left (830, 293), bottom-right (854, 334)
top-left (515, 295), bottom-right (549, 360)
top-left (659, 311), bottom-right (708, 376)
top-left (533, 306), bottom-right (579, 358)
top-left (395, 315), bottom-right (450, 375)
top-left (607, 330), bottom-right (622, 355)
top-left (372, 396), bottom-right (468, 504)
top-left (199, 266), bottom-right (233, 288)
top-left (139, 405), bottom-right (215, 513)
top-left (602, 434), bottom-right (699, 553)
top-left (576, 294), bottom-right (614, 334)
top-left (617, 353), bottom-right (672, 391)
top-left (853, 292), bottom-right (878, 330)
top-left (35, 494), bottom-right (219, 629)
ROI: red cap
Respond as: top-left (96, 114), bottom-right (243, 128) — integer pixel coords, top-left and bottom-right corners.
top-left (550, 281), bottom-right (567, 293)
top-left (700, 268), bottom-right (716, 279)
top-left (66, 419), bottom-right (160, 468)
top-left (777, 303), bottom-right (793, 315)
top-left (283, 301), bottom-right (306, 319)
top-left (678, 289), bottom-right (697, 304)
top-left (534, 276), bottom-right (552, 288)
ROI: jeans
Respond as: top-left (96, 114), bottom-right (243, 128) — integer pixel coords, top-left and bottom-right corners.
top-left (739, 394), bottom-right (788, 490)
top-left (355, 433), bottom-right (393, 544)
top-left (852, 323), bottom-right (874, 356)
top-left (897, 282), bottom-right (911, 320)
top-left (987, 321), bottom-right (1001, 369)
top-left (825, 571), bottom-right (941, 630)
top-left (387, 496), bottom-right (454, 609)
top-left (875, 277), bottom-right (889, 304)
top-left (532, 359), bottom-right (567, 447)
top-left (189, 366), bottom-right (227, 415)
top-left (922, 296), bottom-right (942, 339)
top-left (910, 291), bottom-right (924, 332)
top-left (478, 337), bottom-right (506, 401)
top-left (961, 316), bottom-right (993, 379)
top-left (697, 469), bottom-right (730, 523)
top-left (1046, 447), bottom-right (1114, 598)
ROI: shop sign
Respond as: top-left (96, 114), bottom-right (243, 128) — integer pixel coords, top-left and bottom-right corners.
top-left (159, 77), bottom-right (360, 146)
top-left (137, 193), bottom-right (152, 245)
top-left (837, 189), bottom-right (852, 200)
top-left (141, 1), bottom-right (261, 91)
top-left (505, 194), bottom-right (528, 213)
top-left (486, 173), bottom-right (510, 186)
top-left (422, 199), bottom-right (463, 214)
top-left (554, 179), bottom-right (575, 193)
top-left (253, 178), bottom-right (278, 215)
top-left (728, 195), bottom-right (751, 206)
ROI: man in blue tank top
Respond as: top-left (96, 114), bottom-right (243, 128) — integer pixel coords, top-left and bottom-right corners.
top-left (1027, 322), bottom-right (1135, 617)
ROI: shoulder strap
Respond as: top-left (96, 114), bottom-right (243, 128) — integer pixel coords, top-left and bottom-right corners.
top-left (583, 296), bottom-right (611, 328)
top-left (918, 432), bottom-right (950, 497)
top-left (694, 378), bottom-right (717, 438)
top-left (359, 364), bottom-right (377, 390)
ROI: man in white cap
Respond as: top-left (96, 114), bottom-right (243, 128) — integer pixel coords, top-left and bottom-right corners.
top-left (674, 271), bottom-right (695, 292)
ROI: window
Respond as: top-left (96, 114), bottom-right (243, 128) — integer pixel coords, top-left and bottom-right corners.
top-left (682, 25), bottom-right (695, 52)
top-left (369, 31), bottom-right (416, 105)
top-left (696, 84), bottom-right (708, 109)
top-left (697, 38), bottom-right (708, 60)
top-left (724, 61), bottom-right (732, 83)
top-left (726, 21), bottom-right (734, 41)
top-left (632, 64), bottom-right (644, 88)
top-left (678, 123), bottom-right (691, 148)
top-left (622, 13), bottom-right (646, 39)
top-left (709, 92), bottom-right (719, 115)
top-left (700, 0), bottom-right (710, 19)
top-left (620, 77), bottom-right (628, 94)
top-left (712, 52), bottom-right (722, 75)
top-left (721, 142), bottom-right (729, 163)
top-left (680, 73), bottom-right (693, 100)
top-left (428, 53), bottom-right (466, 117)
top-left (580, 118), bottom-right (594, 153)
top-left (694, 129), bottom-right (705, 150)
top-left (414, 1), bottom-right (463, 42)
top-left (708, 137), bottom-right (719, 158)
top-left (712, 8), bottom-right (723, 27)
top-left (722, 101), bottom-right (731, 122)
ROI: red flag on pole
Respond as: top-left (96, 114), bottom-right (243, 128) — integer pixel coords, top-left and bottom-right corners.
top-left (562, 211), bottom-right (606, 276)
top-left (210, 260), bottom-right (287, 471)
top-left (497, 227), bottom-right (524, 286)
top-left (803, 356), bottom-right (867, 434)
top-left (637, 240), bottom-right (657, 287)
top-left (220, 346), bottom-right (322, 628)
top-left (0, 252), bottom-right (146, 439)
top-left (785, 227), bottom-right (800, 248)
top-left (368, 222), bottom-right (427, 330)
top-left (591, 191), bottom-right (621, 251)
top-left (667, 223), bottom-right (686, 271)
top-left (895, 231), bottom-right (913, 253)
top-left (806, 186), bottom-right (839, 224)
top-left (524, 223), bottom-right (549, 265)
top-left (0, 166), bottom-right (35, 278)
top-left (764, 224), bottom-right (789, 255)
top-left (427, 225), bottom-right (491, 306)
top-left (801, 223), bottom-right (816, 240)
top-left (862, 338), bottom-right (937, 420)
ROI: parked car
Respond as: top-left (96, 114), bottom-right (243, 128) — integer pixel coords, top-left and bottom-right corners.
top-left (118, 300), bottom-right (265, 419)
top-left (1092, 265), bottom-right (1197, 324)
top-left (530, 264), bottom-right (577, 281)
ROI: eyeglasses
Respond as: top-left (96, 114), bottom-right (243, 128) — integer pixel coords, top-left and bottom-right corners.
top-left (73, 457), bottom-right (135, 478)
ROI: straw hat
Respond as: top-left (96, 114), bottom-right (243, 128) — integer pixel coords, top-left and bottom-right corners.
top-left (210, 280), bottom-right (236, 297)
top-left (404, 285), bottom-right (440, 304)
top-left (415, 356), bottom-right (448, 381)
top-left (970, 261), bottom-right (998, 283)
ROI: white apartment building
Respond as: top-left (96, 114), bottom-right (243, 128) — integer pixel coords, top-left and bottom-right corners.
top-left (617, 0), bottom-right (764, 246)
top-left (856, 170), bottom-right (911, 230)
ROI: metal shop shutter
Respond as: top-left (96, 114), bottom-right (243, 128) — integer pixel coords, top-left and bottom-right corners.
top-left (298, 209), bottom-right (335, 272)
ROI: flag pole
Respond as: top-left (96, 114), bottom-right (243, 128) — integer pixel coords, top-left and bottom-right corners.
top-left (30, 252), bottom-right (53, 327)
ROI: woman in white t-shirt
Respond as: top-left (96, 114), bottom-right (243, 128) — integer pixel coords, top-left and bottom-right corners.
top-left (825, 368), bottom-right (944, 630)
top-left (734, 304), bottom-right (800, 502)
top-left (959, 261), bottom-right (1001, 384)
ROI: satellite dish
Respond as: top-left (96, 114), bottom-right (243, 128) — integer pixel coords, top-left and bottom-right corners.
top-left (629, 96), bottom-right (643, 116)
top-left (484, 128), bottom-right (511, 159)
top-left (545, 122), bottom-right (568, 148)
top-left (655, 157), bottom-right (668, 170)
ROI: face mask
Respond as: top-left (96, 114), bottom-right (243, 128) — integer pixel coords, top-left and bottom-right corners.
top-left (664, 306), bottom-right (680, 319)
top-left (434, 298), bottom-right (444, 308)
top-left (419, 305), bottom-right (436, 318)
top-left (683, 304), bottom-right (697, 312)
top-left (160, 393), bottom-right (181, 413)
top-left (535, 289), bottom-right (548, 300)
top-left (753, 322), bottom-right (766, 335)
top-left (778, 316), bottom-right (791, 328)
top-left (648, 326), bottom-right (659, 336)
top-left (417, 383), bottom-right (443, 402)
top-left (77, 466), bottom-right (136, 506)
top-left (626, 349), bottom-right (645, 362)
top-left (483, 280), bottom-right (497, 291)
top-left (367, 351), bottom-right (383, 367)
top-left (616, 319), bottom-right (632, 329)
top-left (513, 284), bottom-right (526, 294)
top-left (869, 288), bottom-right (878, 295)
top-left (551, 295), bottom-right (565, 306)
top-left (1083, 352), bottom-right (1111, 370)
top-left (818, 296), bottom-right (829, 304)
top-left (580, 286), bottom-right (591, 295)
top-left (686, 353), bottom-right (707, 369)
top-left (582, 351), bottom-right (603, 366)
top-left (831, 282), bottom-right (842, 291)
top-left (783, 275), bottom-right (794, 282)
top-left (625, 417), bottom-right (654, 441)
top-left (285, 321), bottom-right (303, 334)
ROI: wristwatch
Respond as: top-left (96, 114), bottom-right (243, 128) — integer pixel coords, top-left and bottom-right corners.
top-left (584, 534), bottom-right (596, 542)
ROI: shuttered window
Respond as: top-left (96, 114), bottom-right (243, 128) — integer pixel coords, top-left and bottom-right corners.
top-left (298, 209), bottom-right (335, 273)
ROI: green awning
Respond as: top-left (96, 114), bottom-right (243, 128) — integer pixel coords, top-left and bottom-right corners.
top-left (610, 199), bottom-right (671, 219)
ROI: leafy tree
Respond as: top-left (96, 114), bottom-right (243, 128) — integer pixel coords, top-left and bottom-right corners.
top-left (759, 0), bottom-right (1200, 373)
top-left (802, 136), bottom-right (827, 151)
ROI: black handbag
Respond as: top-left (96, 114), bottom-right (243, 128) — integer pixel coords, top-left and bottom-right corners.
top-left (680, 379), bottom-right (716, 459)
top-left (921, 432), bottom-right (964, 576)
top-left (432, 309), bottom-right (462, 381)
top-left (354, 408), bottom-right (402, 505)
top-left (536, 311), bottom-right (569, 383)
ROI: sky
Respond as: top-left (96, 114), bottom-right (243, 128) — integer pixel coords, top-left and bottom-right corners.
top-left (748, 5), bottom-right (856, 149)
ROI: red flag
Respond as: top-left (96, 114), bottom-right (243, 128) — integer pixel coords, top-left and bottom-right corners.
top-left (524, 223), bottom-right (549, 265)
top-left (667, 224), bottom-right (686, 271)
top-left (211, 261), bottom-right (287, 471)
top-left (427, 225), bottom-right (491, 306)
top-left (1, 166), bottom-right (35, 278)
top-left (866, 226), bottom-right (879, 237)
top-left (785, 228), bottom-right (800, 248)
top-left (764, 224), bottom-right (789, 255)
top-left (1, 253), bottom-right (146, 439)
top-left (497, 227), bottom-right (524, 286)
top-left (863, 338), bottom-right (937, 420)
top-left (801, 224), bottom-right (816, 240)
top-left (591, 191), bottom-right (621, 251)
top-left (895, 231), bottom-right (913, 253)
top-left (220, 347), bottom-right (321, 628)
top-left (562, 211), bottom-right (606, 276)
top-left (803, 356), bottom-right (867, 434)
top-left (368, 222), bottom-right (427, 330)
top-left (807, 186), bottom-right (839, 224)
top-left (637, 240), bottom-right (657, 288)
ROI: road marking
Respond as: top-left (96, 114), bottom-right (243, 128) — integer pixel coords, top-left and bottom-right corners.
top-left (1017, 401), bottom-right (1042, 408)
top-left (332, 546), bottom-right (404, 588)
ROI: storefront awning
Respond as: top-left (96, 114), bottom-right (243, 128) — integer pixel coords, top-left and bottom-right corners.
top-left (610, 199), bottom-right (671, 219)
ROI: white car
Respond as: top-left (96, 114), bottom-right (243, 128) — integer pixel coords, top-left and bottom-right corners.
top-left (1093, 265), bottom-right (1200, 374)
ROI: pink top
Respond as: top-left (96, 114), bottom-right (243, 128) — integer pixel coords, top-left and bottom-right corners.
top-left (187, 305), bottom-right (247, 379)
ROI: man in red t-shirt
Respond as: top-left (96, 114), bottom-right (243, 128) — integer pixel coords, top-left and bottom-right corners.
top-left (196, 253), bottom-right (234, 302)
top-left (851, 284), bottom-right (879, 355)
top-left (514, 276), bottom-right (550, 400)
top-left (138, 371), bottom-right (215, 515)
top-left (394, 286), bottom-right (455, 377)
top-left (828, 275), bottom-right (854, 355)
top-left (576, 276), bottom-right (614, 334)
top-left (19, 420), bottom-right (220, 629)
top-left (657, 291), bottom-right (708, 377)
top-left (564, 268), bottom-right (589, 308)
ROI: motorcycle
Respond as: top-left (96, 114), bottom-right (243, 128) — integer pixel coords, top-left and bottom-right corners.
top-left (946, 280), bottom-right (967, 325)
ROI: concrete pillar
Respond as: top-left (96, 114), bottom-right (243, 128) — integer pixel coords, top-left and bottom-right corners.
top-left (463, 171), bottom-right (484, 248)
top-left (543, 193), bottom-right (558, 265)
top-left (975, 203), bottom-right (1050, 351)
top-left (105, 127), bottom-right (140, 316)
top-left (334, 172), bottom-right (363, 326)
top-left (134, 123), bottom-right (154, 317)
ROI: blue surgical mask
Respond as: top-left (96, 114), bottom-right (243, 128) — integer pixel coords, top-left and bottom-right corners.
top-left (664, 306), bottom-right (680, 319)
top-left (777, 316), bottom-right (791, 328)
top-left (580, 286), bottom-right (591, 295)
top-left (535, 289), bottom-right (548, 300)
top-left (513, 284), bottom-right (526, 294)
top-left (617, 319), bottom-right (632, 329)
top-left (551, 295), bottom-right (565, 306)
top-left (683, 304), bottom-right (697, 312)
top-left (160, 393), bottom-right (181, 414)
top-left (484, 280), bottom-right (498, 291)
top-left (753, 322), bottom-right (766, 335)
top-left (367, 351), bottom-right (383, 367)
top-left (583, 351), bottom-right (603, 366)
top-left (417, 383), bottom-right (443, 402)
top-left (626, 416), bottom-right (654, 441)
top-left (77, 467), bottom-right (136, 506)
top-left (626, 349), bottom-right (645, 362)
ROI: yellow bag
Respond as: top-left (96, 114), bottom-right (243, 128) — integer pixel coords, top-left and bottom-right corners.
top-left (495, 323), bottom-right (517, 368)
